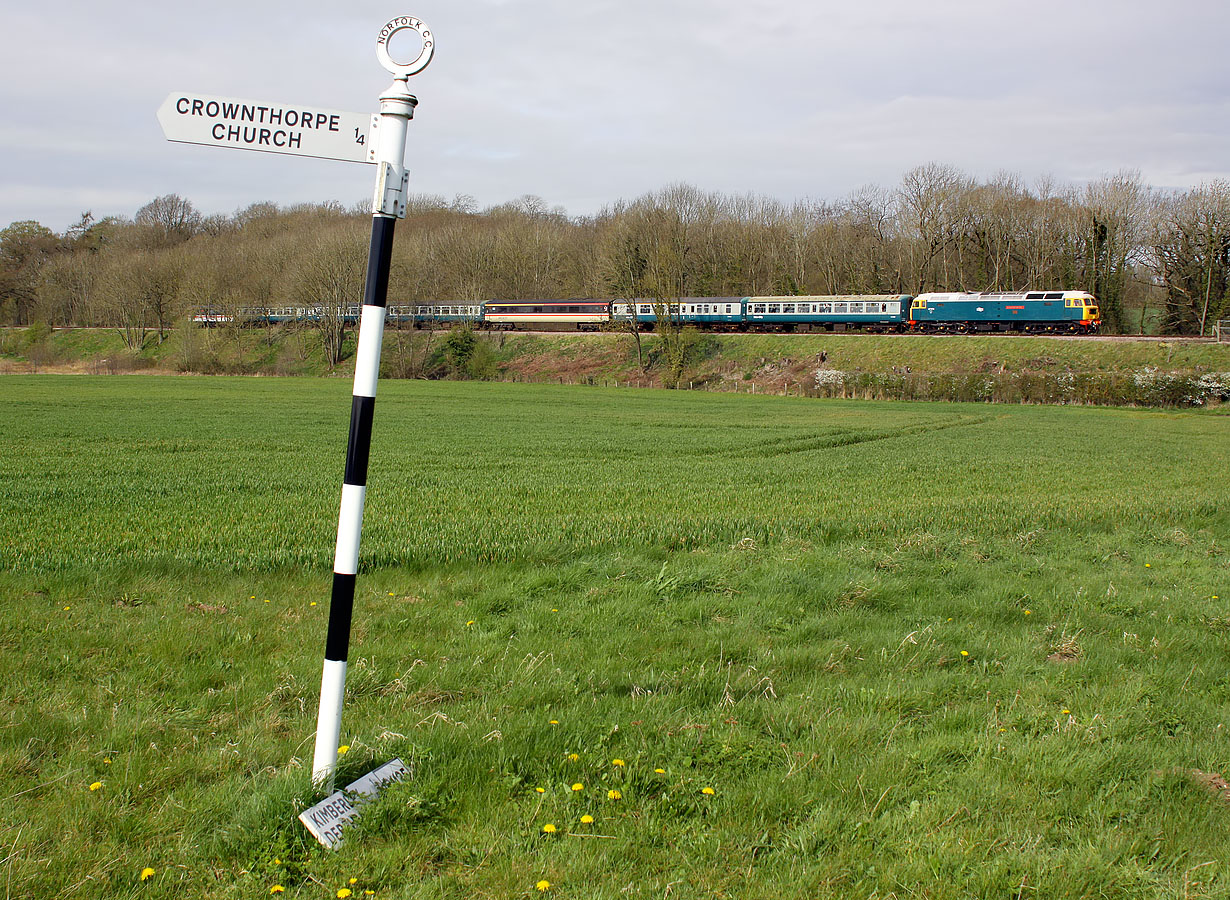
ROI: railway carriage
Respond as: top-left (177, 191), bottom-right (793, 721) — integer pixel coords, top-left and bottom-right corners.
top-left (909, 291), bottom-right (1099, 333)
top-left (611, 298), bottom-right (743, 330)
top-left (744, 295), bottom-right (910, 332)
top-left (388, 304), bottom-right (481, 328)
top-left (482, 300), bottom-right (610, 330)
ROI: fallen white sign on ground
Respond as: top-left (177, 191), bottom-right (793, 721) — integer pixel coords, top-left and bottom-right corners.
top-left (299, 758), bottom-right (409, 848)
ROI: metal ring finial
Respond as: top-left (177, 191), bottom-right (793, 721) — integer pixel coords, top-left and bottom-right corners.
top-left (375, 17), bottom-right (434, 78)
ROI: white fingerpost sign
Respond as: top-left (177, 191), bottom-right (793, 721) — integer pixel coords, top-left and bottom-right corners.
top-left (299, 758), bottom-right (410, 848)
top-left (157, 93), bottom-right (378, 163)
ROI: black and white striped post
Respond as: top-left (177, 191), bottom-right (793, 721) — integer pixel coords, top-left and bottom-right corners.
top-left (312, 16), bottom-right (434, 790)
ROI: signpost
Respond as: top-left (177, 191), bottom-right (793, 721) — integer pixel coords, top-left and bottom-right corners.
top-left (156, 93), bottom-right (378, 164)
top-left (158, 15), bottom-right (436, 840)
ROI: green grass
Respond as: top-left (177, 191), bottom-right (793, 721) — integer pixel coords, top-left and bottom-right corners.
top-left (1, 376), bottom-right (1228, 899)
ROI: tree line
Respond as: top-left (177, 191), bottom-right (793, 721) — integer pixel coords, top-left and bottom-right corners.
top-left (2, 166), bottom-right (1228, 350)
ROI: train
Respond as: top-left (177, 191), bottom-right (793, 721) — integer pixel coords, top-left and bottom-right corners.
top-left (192, 290), bottom-right (1101, 334)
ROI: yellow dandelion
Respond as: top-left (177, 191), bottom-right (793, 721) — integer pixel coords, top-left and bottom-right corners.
top-left (960, 650), bottom-right (969, 657)
top-left (310, 601), bottom-right (317, 607)
top-left (1061, 709), bottom-right (1071, 715)
top-left (338, 890), bottom-right (353, 899)
top-left (535, 787), bottom-right (545, 793)
top-left (104, 758), bottom-right (112, 764)
top-left (388, 592), bottom-right (394, 596)
top-left (250, 595), bottom-right (256, 600)
top-left (571, 783), bottom-right (583, 791)
top-left (349, 878), bottom-right (358, 885)
top-left (542, 823), bottom-right (557, 834)
top-left (270, 887), bottom-right (285, 895)
top-left (568, 753), bottom-right (579, 761)
top-left (536, 880), bottom-right (551, 892)
top-left (274, 859), bottom-right (281, 865)
top-left (580, 814), bottom-right (594, 824)
top-left (607, 789), bottom-right (622, 800)
top-left (549, 719), bottom-right (559, 725)
top-left (612, 758), bottom-right (625, 767)
top-left (264, 599), bottom-right (270, 603)
top-left (337, 744), bottom-right (350, 755)
top-left (63, 606), bottom-right (71, 611)
top-left (1145, 563), bottom-right (1151, 568)
top-left (140, 867), bottom-right (156, 881)
top-left (551, 608), bottom-right (558, 612)
top-left (1024, 609), bottom-right (1031, 615)
top-left (701, 787), bottom-right (715, 795)
top-left (466, 620), bottom-right (475, 626)
top-left (89, 781), bottom-right (102, 791)
top-left (654, 768), bottom-right (665, 774)
top-left (946, 617), bottom-right (953, 621)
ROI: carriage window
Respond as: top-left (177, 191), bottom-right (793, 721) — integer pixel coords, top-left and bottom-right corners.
top-left (639, 305), bottom-right (651, 314)
top-left (818, 304), bottom-right (832, 314)
top-left (1045, 292), bottom-right (1063, 299)
top-left (833, 303), bottom-right (847, 313)
top-left (849, 303), bottom-right (863, 313)
top-left (768, 304), bottom-right (781, 313)
top-left (782, 304), bottom-right (796, 314)
top-left (752, 304), bottom-right (766, 314)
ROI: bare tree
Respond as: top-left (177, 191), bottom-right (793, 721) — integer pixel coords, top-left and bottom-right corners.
top-left (295, 228), bottom-right (367, 366)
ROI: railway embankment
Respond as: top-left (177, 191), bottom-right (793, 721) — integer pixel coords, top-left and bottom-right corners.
top-left (3, 324), bottom-right (1228, 407)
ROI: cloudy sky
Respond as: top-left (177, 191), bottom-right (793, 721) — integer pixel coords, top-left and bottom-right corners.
top-left (4, 0), bottom-right (1229, 232)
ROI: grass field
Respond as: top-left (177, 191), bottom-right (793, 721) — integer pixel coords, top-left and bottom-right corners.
top-left (1, 376), bottom-right (1228, 899)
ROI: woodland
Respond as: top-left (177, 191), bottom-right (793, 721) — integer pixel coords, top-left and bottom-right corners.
top-left (2, 165), bottom-right (1229, 349)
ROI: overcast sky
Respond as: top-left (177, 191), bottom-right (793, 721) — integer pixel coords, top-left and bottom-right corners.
top-left (4, 0), bottom-right (1229, 232)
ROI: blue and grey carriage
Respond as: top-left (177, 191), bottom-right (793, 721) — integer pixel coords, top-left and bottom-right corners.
top-left (744, 295), bottom-right (911, 331)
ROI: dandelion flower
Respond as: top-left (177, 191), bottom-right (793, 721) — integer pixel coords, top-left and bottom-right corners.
top-left (89, 781), bottom-right (102, 791)
top-left (274, 859), bottom-right (281, 865)
top-left (270, 887), bottom-right (285, 895)
top-left (310, 601), bottom-right (317, 607)
top-left (140, 867), bottom-right (156, 881)
top-left (654, 768), bottom-right (665, 774)
top-left (612, 759), bottom-right (625, 767)
top-left (535, 787), bottom-right (545, 794)
top-left (607, 789), bottom-right (621, 800)
top-left (1145, 563), bottom-right (1151, 568)
top-left (466, 620), bottom-right (475, 626)
top-left (250, 595), bottom-right (256, 600)
top-left (1024, 610), bottom-right (1032, 615)
top-left (1061, 709), bottom-right (1071, 715)
top-left (946, 617), bottom-right (952, 622)
top-left (337, 744), bottom-right (350, 755)
top-left (960, 650), bottom-right (969, 657)
top-left (536, 880), bottom-right (551, 892)
top-left (701, 787), bottom-right (715, 795)
top-left (104, 758), bottom-right (112, 765)
top-left (571, 783), bottom-right (584, 791)
top-left (542, 823), bottom-right (557, 834)
top-left (338, 890), bottom-right (353, 899)
top-left (549, 720), bottom-right (559, 725)
top-left (551, 608), bottom-right (558, 612)
top-left (568, 753), bottom-right (579, 762)
top-left (580, 814), bottom-right (594, 825)
top-left (349, 878), bottom-right (358, 885)
top-left (63, 606), bottom-right (71, 611)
